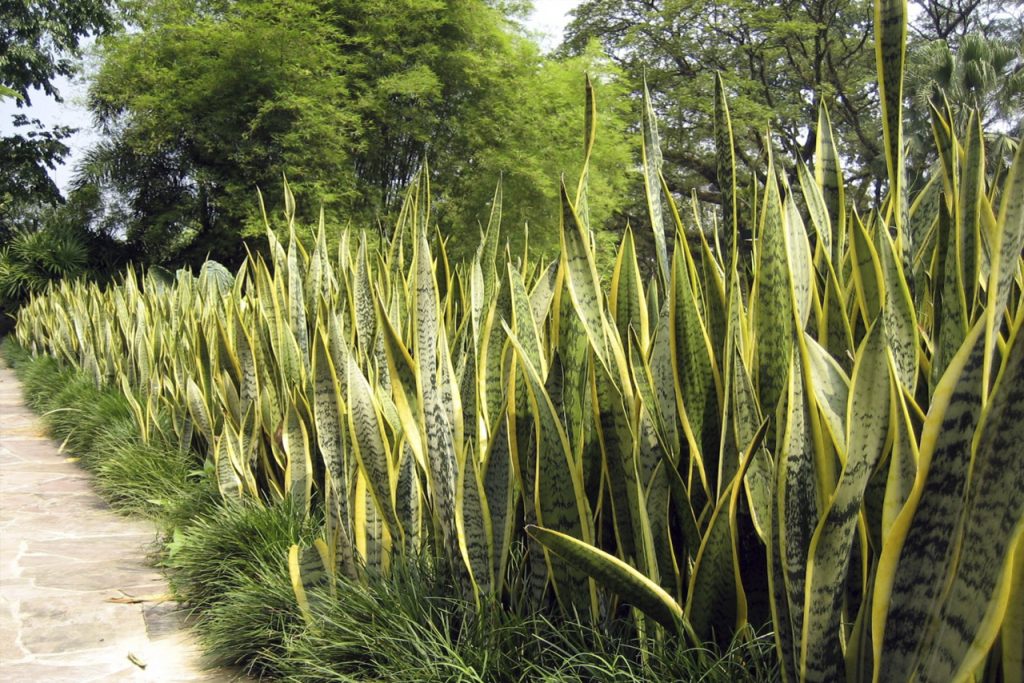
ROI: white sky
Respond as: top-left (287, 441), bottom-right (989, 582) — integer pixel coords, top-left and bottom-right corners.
top-left (0, 3), bottom-right (583, 195)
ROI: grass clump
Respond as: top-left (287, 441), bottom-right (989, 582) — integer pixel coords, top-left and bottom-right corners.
top-left (163, 498), bottom-right (320, 675)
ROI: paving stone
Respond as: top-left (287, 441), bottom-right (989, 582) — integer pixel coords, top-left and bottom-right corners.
top-left (0, 363), bottom-right (245, 682)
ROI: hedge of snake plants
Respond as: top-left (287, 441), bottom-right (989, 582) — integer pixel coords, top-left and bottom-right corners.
top-left (14, 1), bottom-right (1024, 680)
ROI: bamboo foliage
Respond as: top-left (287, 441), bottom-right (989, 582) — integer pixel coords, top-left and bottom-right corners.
top-left (14, 1), bottom-right (1023, 679)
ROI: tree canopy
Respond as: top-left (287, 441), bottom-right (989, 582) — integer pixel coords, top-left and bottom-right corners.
top-left (562, 0), bottom-right (1023, 207)
top-left (78, 0), bottom-right (635, 266)
top-left (1, 0), bottom-right (113, 236)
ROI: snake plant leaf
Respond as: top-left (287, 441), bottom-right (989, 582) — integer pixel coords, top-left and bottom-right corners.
top-left (610, 226), bottom-right (649, 352)
top-left (457, 444), bottom-right (492, 600)
top-left (628, 330), bottom-right (669, 452)
top-left (354, 237), bottom-right (377, 359)
top-left (800, 332), bottom-right (850, 457)
top-left (186, 377), bottom-right (214, 444)
top-left (554, 262), bottom-right (596, 458)
top-left (873, 319), bottom-right (987, 681)
top-left (507, 325), bottom-right (597, 619)
top-left (985, 139), bottom-right (1024, 388)
top-left (641, 78), bottom-right (670, 291)
top-left (346, 353), bottom-right (400, 544)
top-left (960, 112), bottom-right (985, 314)
top-left (686, 418), bottom-right (767, 643)
top-left (876, 225), bottom-right (920, 394)
top-left (930, 98), bottom-right (958, 209)
top-left (575, 74), bottom-right (597, 229)
top-left (801, 324), bottom-right (891, 682)
top-left (374, 292), bottom-right (424, 473)
top-left (932, 196), bottom-right (969, 395)
top-left (283, 395), bottom-right (314, 518)
top-left (814, 103), bottom-right (845, 270)
top-left (1001, 539), bottom-right (1024, 682)
top-left (753, 163), bottom-right (793, 418)
top-left (479, 179), bottom-right (502, 304)
top-left (233, 304), bottom-right (258, 408)
top-left (560, 181), bottom-right (608, 367)
top-left (509, 262), bottom-right (546, 377)
top-left (732, 341), bottom-right (772, 541)
top-left (213, 431), bottom-right (243, 499)
top-left (414, 230), bottom-right (462, 580)
top-left (783, 194), bottom-right (814, 330)
top-left (290, 540), bottom-right (334, 625)
top-left (798, 161), bottom-right (831, 266)
top-left (526, 525), bottom-right (688, 634)
top-left (699, 231), bottom-right (729, 368)
top-left (286, 226), bottom-right (309, 361)
top-left (592, 342), bottom-right (646, 569)
top-left (198, 260), bottom-right (234, 298)
top-left (669, 231), bottom-right (718, 494)
top-left (289, 544), bottom-right (314, 626)
top-left (882, 382), bottom-right (919, 542)
top-left (644, 452), bottom-right (676, 596)
top-left (714, 72), bottom-right (739, 270)
top-left (770, 354), bottom-right (818, 683)
top-left (908, 171), bottom-right (943, 280)
top-left (311, 324), bottom-right (353, 557)
top-left (395, 444), bottom-right (421, 555)
top-left (874, 0), bottom-right (907, 240)
top-left (529, 260), bottom-right (558, 329)
top-left (484, 412), bottom-right (515, 592)
top-left (850, 211), bottom-right (885, 326)
top-left (920, 314), bottom-right (1024, 682)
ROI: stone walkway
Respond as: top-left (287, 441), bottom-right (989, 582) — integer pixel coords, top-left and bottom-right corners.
top-left (0, 360), bottom-right (241, 682)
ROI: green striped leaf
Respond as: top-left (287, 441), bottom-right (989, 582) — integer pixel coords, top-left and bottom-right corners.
top-left (610, 226), bottom-right (649, 351)
top-left (850, 211), bottom-right (884, 325)
top-left (931, 198), bottom-right (968, 390)
top-left (874, 0), bottom-right (907, 239)
top-left (771, 354), bottom-right (817, 682)
top-left (507, 326), bottom-right (597, 619)
top-left (714, 73), bottom-right (739, 270)
top-left (985, 139), bottom-right (1024, 388)
top-left (874, 319), bottom-right (987, 681)
top-left (754, 167), bottom-right (793, 416)
top-left (560, 182), bottom-right (608, 366)
top-left (801, 324), bottom-right (891, 682)
top-left (346, 354), bottom-right (400, 544)
top-left (814, 103), bottom-right (845, 269)
top-left (876, 226), bottom-right (920, 394)
top-left (458, 449), bottom-right (492, 600)
top-left (1001, 539), bottom-right (1024, 681)
top-left (670, 232), bottom-right (718, 493)
top-left (526, 525), bottom-right (687, 634)
top-left (686, 419), bottom-right (767, 643)
top-left (283, 395), bottom-right (314, 517)
top-left (959, 112), bottom-right (985, 314)
top-left (641, 79), bottom-right (670, 290)
top-left (921, 314), bottom-right (1024, 682)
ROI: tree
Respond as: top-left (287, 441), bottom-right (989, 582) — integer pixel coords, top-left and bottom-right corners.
top-left (84, 0), bottom-right (357, 265)
top-left (80, 0), bottom-right (636, 266)
top-left (0, 0), bottom-right (113, 238)
top-left (562, 0), bottom-right (879, 201)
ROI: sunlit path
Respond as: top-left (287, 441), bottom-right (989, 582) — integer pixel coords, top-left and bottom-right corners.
top-left (0, 359), bottom-right (239, 682)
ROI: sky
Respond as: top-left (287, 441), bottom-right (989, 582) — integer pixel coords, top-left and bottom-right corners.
top-left (1, 1), bottom-right (583, 196)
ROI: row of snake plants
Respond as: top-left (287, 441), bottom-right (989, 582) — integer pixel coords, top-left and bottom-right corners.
top-left (14, 1), bottom-right (1023, 680)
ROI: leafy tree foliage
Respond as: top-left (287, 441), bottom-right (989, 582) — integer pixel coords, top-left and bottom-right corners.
top-left (0, 0), bottom-right (113, 237)
top-left (562, 0), bottom-right (1023, 209)
top-left (562, 0), bottom-right (879, 199)
top-left (81, 0), bottom-right (634, 266)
